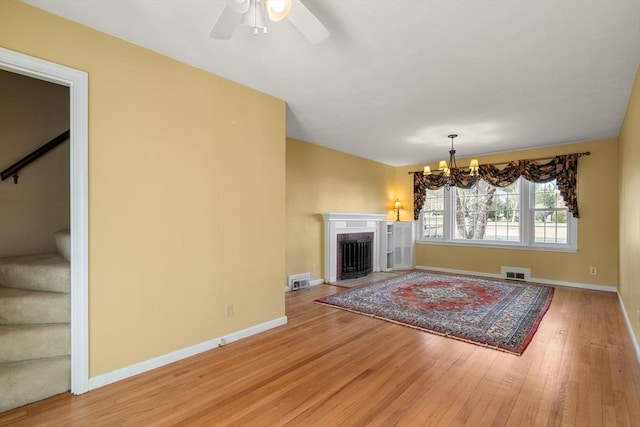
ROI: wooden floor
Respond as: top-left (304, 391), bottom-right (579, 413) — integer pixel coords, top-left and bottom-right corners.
top-left (2, 279), bottom-right (640, 426)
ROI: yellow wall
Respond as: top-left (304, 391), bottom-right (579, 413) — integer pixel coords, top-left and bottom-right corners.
top-left (0, 70), bottom-right (70, 256)
top-left (619, 66), bottom-right (640, 344)
top-left (396, 138), bottom-right (619, 287)
top-left (1, 1), bottom-right (285, 376)
top-left (286, 138), bottom-right (396, 281)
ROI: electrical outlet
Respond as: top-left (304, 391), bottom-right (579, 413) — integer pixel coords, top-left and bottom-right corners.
top-left (636, 309), bottom-right (640, 325)
top-left (225, 303), bottom-right (234, 317)
top-left (589, 267), bottom-right (597, 275)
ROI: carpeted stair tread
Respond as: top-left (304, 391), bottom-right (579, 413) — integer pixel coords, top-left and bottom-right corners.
top-left (0, 356), bottom-right (70, 412)
top-left (0, 287), bottom-right (70, 324)
top-left (0, 253), bottom-right (70, 293)
top-left (0, 324), bottom-right (70, 363)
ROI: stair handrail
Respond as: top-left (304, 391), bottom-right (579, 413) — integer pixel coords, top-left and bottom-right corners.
top-left (1, 129), bottom-right (70, 184)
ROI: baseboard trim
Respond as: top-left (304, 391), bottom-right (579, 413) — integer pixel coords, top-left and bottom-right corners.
top-left (87, 316), bottom-right (288, 391)
top-left (414, 265), bottom-right (617, 293)
top-left (617, 292), bottom-right (640, 364)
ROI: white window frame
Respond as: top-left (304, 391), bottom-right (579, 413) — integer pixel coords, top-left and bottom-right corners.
top-left (416, 178), bottom-right (577, 253)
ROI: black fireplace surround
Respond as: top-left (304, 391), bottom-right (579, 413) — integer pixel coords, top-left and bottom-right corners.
top-left (337, 232), bottom-right (373, 280)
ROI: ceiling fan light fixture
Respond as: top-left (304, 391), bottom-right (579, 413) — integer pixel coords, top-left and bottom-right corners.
top-left (241, 0), bottom-right (266, 30)
top-left (266, 0), bottom-right (292, 21)
top-left (211, 0), bottom-right (329, 43)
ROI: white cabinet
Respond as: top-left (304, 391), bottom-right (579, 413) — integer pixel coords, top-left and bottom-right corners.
top-left (392, 221), bottom-right (414, 270)
top-left (379, 222), bottom-right (395, 271)
top-left (379, 221), bottom-right (414, 271)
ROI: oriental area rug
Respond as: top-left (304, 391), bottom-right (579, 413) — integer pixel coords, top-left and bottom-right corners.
top-left (315, 271), bottom-right (554, 355)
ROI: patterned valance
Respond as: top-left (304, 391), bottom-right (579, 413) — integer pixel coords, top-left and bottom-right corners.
top-left (413, 154), bottom-right (582, 220)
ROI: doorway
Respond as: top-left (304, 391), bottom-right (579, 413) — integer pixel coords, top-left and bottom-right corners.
top-left (0, 47), bottom-right (89, 394)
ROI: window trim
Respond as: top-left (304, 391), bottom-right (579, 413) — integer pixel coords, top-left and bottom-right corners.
top-left (416, 178), bottom-right (577, 253)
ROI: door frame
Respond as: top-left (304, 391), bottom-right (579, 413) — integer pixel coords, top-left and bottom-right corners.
top-left (0, 47), bottom-right (89, 394)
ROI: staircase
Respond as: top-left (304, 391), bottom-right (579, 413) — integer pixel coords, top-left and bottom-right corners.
top-left (0, 231), bottom-right (71, 412)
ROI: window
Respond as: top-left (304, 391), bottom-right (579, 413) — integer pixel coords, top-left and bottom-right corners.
top-left (421, 187), bottom-right (444, 239)
top-left (533, 181), bottom-right (568, 244)
top-left (454, 179), bottom-right (520, 242)
top-left (418, 178), bottom-right (576, 252)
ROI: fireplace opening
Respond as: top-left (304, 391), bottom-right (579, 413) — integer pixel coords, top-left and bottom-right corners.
top-left (337, 233), bottom-right (373, 280)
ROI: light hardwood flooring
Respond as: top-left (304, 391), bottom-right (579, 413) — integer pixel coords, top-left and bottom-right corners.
top-left (1, 279), bottom-right (639, 426)
top-left (332, 271), bottom-right (403, 288)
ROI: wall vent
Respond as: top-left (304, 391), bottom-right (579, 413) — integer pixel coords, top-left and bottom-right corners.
top-left (287, 272), bottom-right (311, 292)
top-left (501, 266), bottom-right (531, 281)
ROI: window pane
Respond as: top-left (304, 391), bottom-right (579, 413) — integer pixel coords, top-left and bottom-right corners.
top-left (534, 211), bottom-right (568, 243)
top-left (533, 180), bottom-right (569, 244)
top-left (421, 187), bottom-right (445, 239)
top-left (535, 181), bottom-right (562, 208)
top-left (423, 189), bottom-right (444, 211)
top-left (423, 213), bottom-right (444, 238)
top-left (454, 179), bottom-right (520, 241)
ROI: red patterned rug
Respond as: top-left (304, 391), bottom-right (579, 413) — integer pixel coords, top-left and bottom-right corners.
top-left (315, 271), bottom-right (554, 355)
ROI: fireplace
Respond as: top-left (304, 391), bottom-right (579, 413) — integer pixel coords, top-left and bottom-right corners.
top-left (322, 212), bottom-right (386, 283)
top-left (337, 233), bottom-right (373, 280)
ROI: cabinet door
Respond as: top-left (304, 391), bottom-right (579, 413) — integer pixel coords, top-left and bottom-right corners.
top-left (393, 222), bottom-right (414, 269)
top-left (385, 222), bottom-right (394, 270)
top-left (379, 222), bottom-right (395, 271)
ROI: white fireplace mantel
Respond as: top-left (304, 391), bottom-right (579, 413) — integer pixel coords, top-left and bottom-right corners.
top-left (322, 212), bottom-right (387, 283)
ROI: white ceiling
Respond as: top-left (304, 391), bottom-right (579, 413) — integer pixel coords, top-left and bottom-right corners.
top-left (23, 0), bottom-right (640, 166)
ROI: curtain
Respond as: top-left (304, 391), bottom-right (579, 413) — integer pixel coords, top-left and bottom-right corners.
top-left (413, 154), bottom-right (581, 220)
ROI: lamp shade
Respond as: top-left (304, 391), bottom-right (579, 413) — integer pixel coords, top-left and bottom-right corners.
top-left (394, 199), bottom-right (402, 210)
top-left (423, 166), bottom-right (432, 175)
top-left (469, 158), bottom-right (479, 176)
top-left (438, 160), bottom-right (448, 170)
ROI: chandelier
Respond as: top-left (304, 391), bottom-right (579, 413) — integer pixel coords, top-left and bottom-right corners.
top-left (423, 134), bottom-right (479, 190)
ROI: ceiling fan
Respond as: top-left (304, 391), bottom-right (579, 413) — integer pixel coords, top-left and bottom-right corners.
top-left (210, 0), bottom-right (330, 43)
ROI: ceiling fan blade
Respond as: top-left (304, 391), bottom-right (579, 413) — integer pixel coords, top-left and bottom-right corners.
top-left (287, 0), bottom-right (330, 43)
top-left (210, 1), bottom-right (246, 40)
